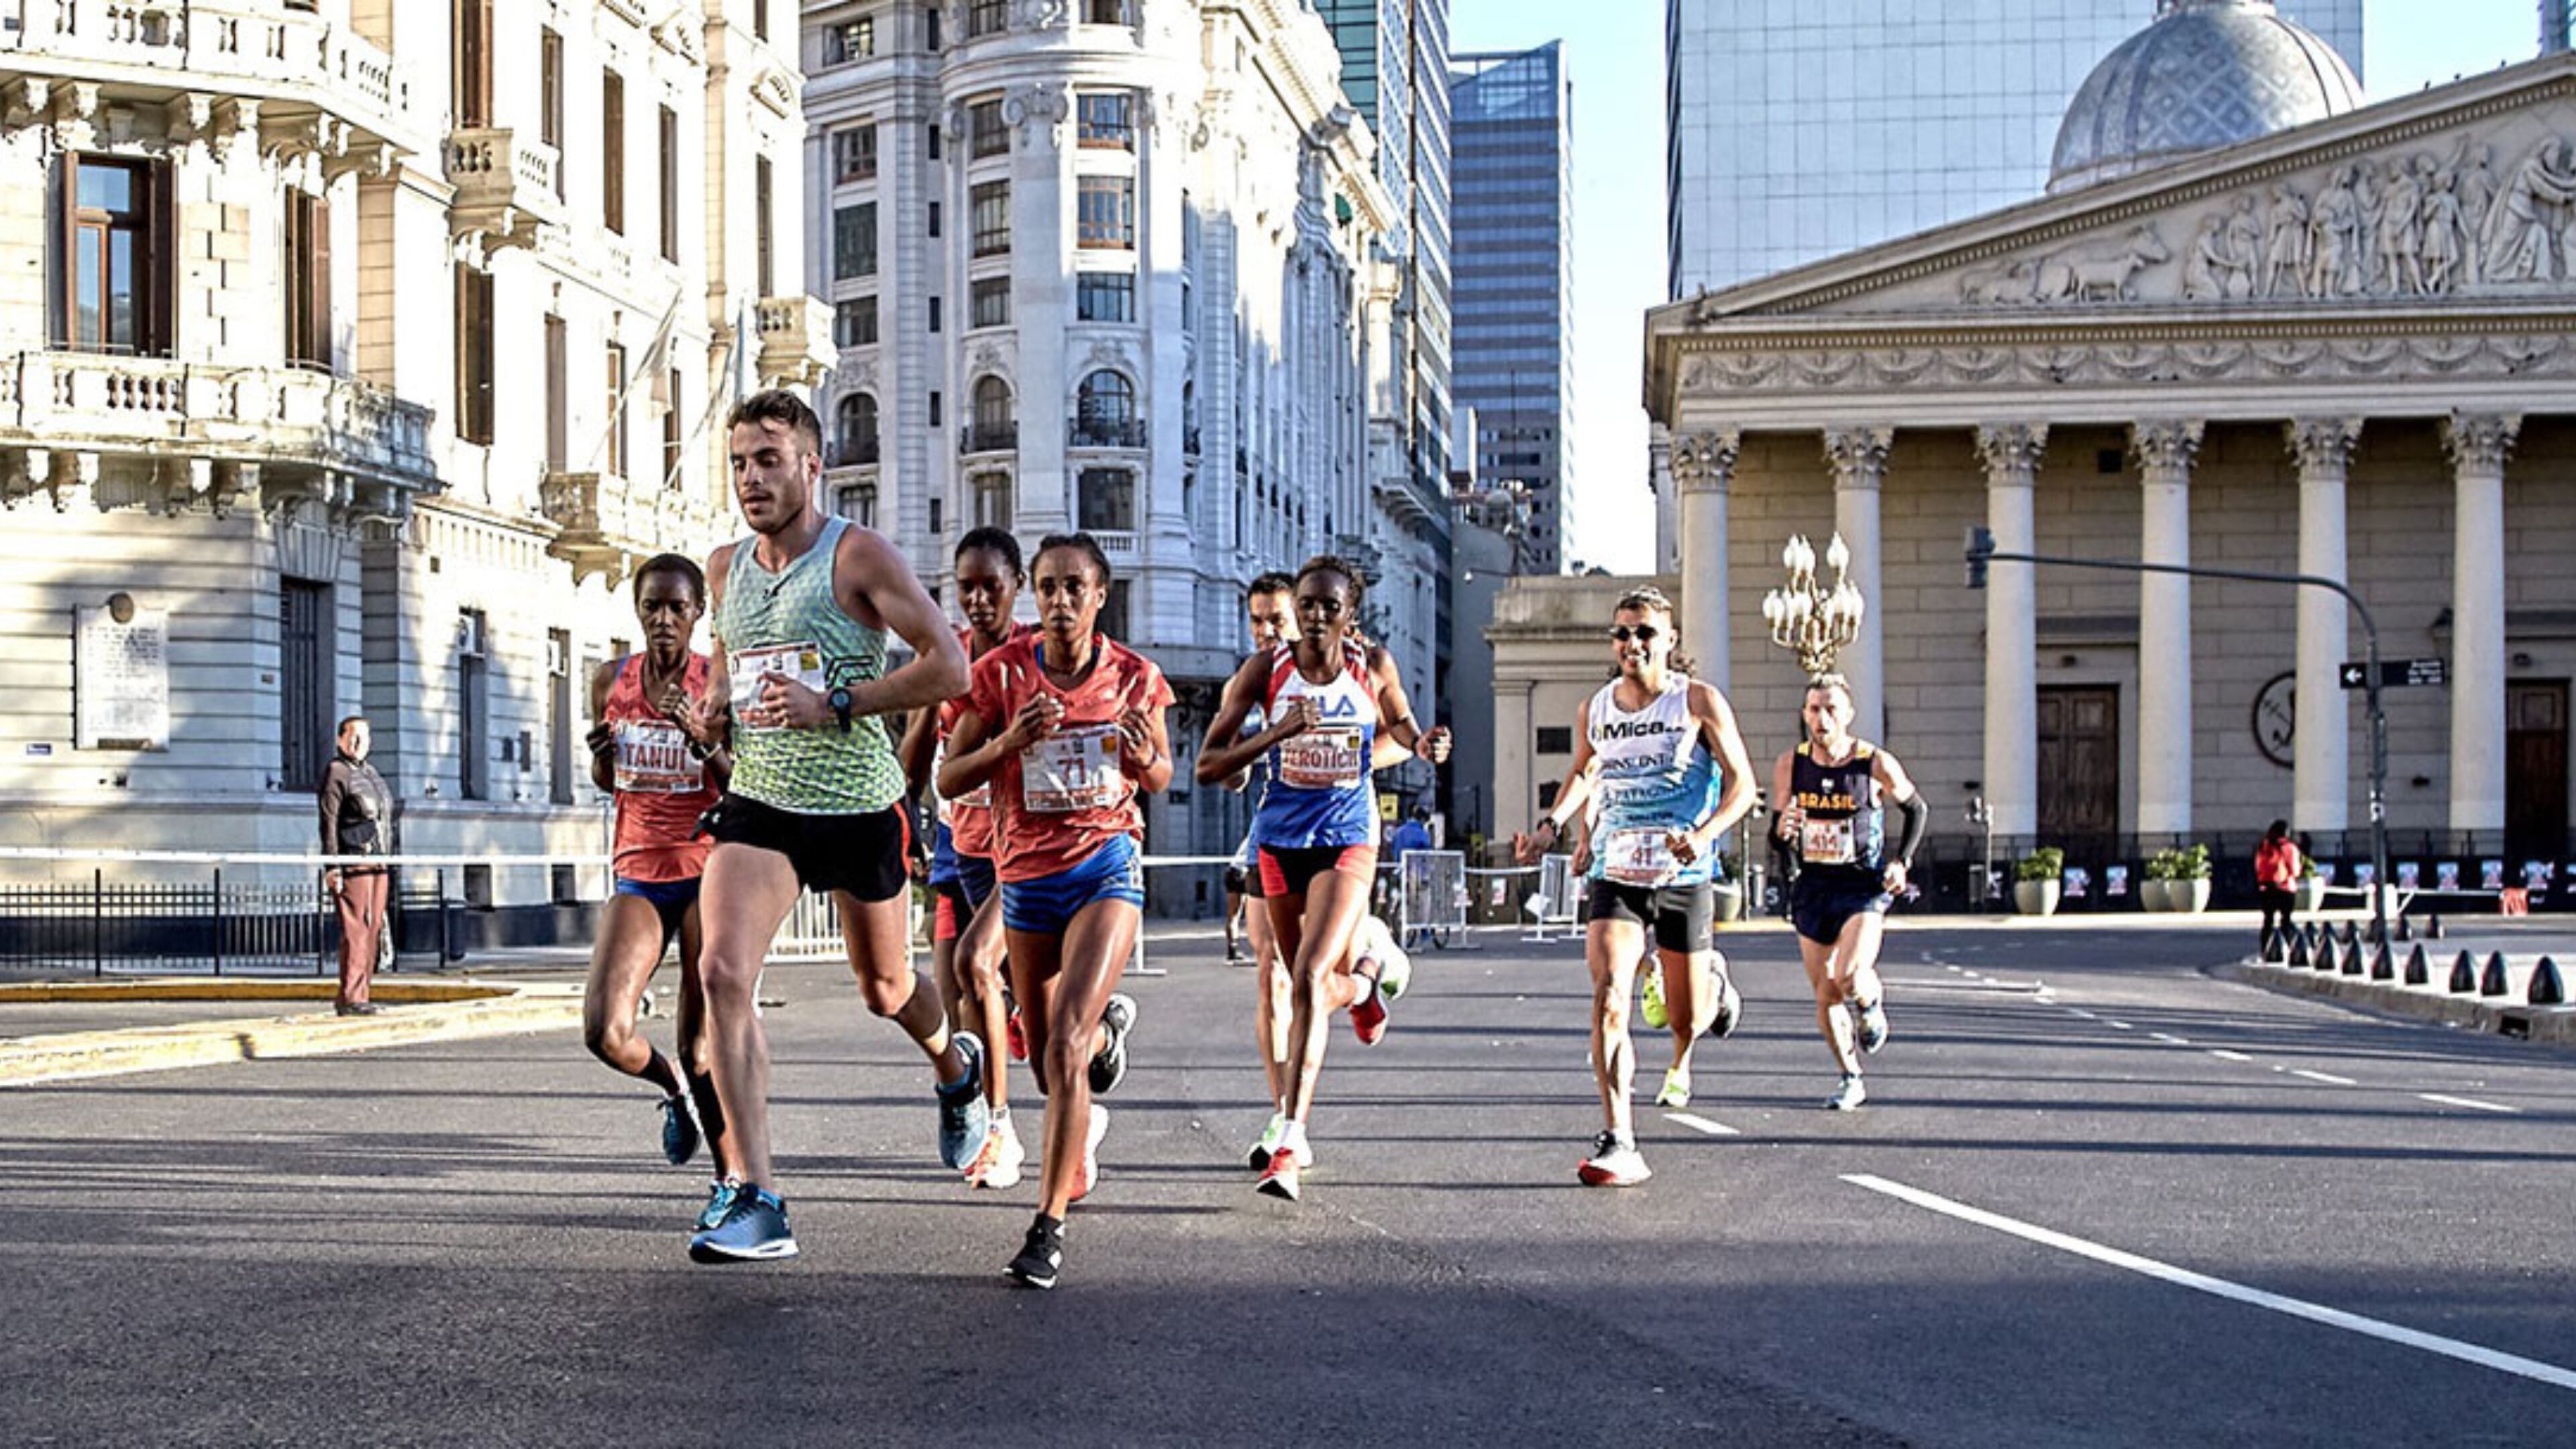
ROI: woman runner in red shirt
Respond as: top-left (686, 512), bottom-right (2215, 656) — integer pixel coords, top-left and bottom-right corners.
top-left (939, 533), bottom-right (1173, 1289)
top-left (582, 554), bottom-right (739, 1227)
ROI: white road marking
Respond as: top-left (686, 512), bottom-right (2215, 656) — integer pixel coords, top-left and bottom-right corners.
top-left (2068, 1008), bottom-right (2098, 1020)
top-left (2105, 1020), bottom-right (2135, 1030)
top-left (2149, 1032), bottom-right (2190, 1045)
top-left (1843, 1174), bottom-right (2576, 1393)
top-left (2209, 1049), bottom-right (2253, 1063)
top-left (1663, 1112), bottom-right (1739, 1136)
top-left (2418, 1093), bottom-right (2518, 1114)
top-left (2291, 1069), bottom-right (2357, 1086)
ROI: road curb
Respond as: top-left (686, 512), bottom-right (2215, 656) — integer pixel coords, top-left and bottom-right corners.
top-left (2216, 959), bottom-right (2576, 1046)
top-left (0, 981), bottom-right (583, 1086)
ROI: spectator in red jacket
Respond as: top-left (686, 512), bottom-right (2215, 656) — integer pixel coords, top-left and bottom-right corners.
top-left (2254, 820), bottom-right (2302, 950)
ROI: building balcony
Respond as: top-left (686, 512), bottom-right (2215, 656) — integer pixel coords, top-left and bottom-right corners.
top-left (0, 351), bottom-right (435, 519)
top-left (755, 295), bottom-right (836, 388)
top-left (538, 469), bottom-right (718, 587)
top-left (826, 436), bottom-right (881, 469)
top-left (4, 1), bottom-right (427, 167)
top-left (444, 128), bottom-right (563, 256)
top-left (1068, 417), bottom-right (1148, 450)
top-left (1088, 528), bottom-right (1139, 564)
top-left (960, 421), bottom-right (1019, 455)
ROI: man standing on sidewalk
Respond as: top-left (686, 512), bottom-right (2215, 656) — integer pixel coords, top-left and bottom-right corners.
top-left (318, 715), bottom-right (394, 1017)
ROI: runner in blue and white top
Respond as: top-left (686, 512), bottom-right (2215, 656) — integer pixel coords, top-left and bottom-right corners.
top-left (1516, 585), bottom-right (1756, 1189)
top-left (1218, 574), bottom-right (1301, 1167)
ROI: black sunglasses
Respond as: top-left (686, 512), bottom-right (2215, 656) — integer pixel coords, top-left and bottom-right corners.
top-left (1609, 625), bottom-right (1662, 643)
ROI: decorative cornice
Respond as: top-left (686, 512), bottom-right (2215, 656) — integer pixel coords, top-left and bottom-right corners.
top-left (1823, 427), bottom-right (1893, 488)
top-left (1974, 423), bottom-right (2049, 481)
top-left (2440, 411), bottom-right (2522, 473)
top-left (2284, 416), bottom-right (2364, 476)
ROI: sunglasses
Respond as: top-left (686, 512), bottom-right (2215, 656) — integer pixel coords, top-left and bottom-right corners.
top-left (1608, 625), bottom-right (1662, 643)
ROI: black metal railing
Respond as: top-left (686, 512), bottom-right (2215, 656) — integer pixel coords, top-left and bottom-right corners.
top-left (1068, 417), bottom-right (1147, 449)
top-left (0, 867), bottom-right (465, 976)
top-left (827, 435), bottom-right (879, 467)
top-left (959, 421), bottom-right (1018, 453)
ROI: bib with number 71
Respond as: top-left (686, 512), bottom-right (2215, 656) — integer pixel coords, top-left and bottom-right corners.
top-left (1022, 723), bottom-right (1124, 812)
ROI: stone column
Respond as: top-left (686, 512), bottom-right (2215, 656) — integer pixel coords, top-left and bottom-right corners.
top-left (1975, 423), bottom-right (2047, 838)
top-left (2442, 413), bottom-right (2520, 835)
top-left (1823, 426), bottom-right (1892, 742)
top-left (2131, 420), bottom-right (2203, 836)
top-left (2286, 418), bottom-right (2361, 833)
top-left (1670, 428), bottom-right (1740, 693)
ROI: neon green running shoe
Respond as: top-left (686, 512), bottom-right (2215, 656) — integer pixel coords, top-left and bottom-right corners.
top-left (1639, 963), bottom-right (1670, 1030)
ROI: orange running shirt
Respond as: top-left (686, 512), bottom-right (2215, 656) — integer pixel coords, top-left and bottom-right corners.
top-left (605, 653), bottom-right (718, 881)
top-left (965, 631), bottom-right (1173, 883)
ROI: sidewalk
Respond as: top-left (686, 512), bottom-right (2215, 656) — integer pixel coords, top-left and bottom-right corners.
top-left (2215, 915), bottom-right (2576, 1045)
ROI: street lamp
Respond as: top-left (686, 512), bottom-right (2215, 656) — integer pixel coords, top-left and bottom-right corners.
top-left (1762, 532), bottom-right (1866, 678)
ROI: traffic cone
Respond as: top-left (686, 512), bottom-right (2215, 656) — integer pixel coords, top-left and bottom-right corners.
top-left (2369, 943), bottom-right (2394, 981)
top-left (2427, 914), bottom-right (2445, 940)
top-left (2394, 915), bottom-right (2414, 943)
top-left (2532, 957), bottom-right (2565, 1008)
top-left (2449, 951), bottom-right (2476, 993)
top-left (2480, 952), bottom-right (2509, 997)
top-left (2260, 926), bottom-right (2285, 963)
top-left (2287, 932), bottom-right (2311, 968)
top-left (2404, 943), bottom-right (2428, 985)
top-left (2339, 938), bottom-right (2365, 976)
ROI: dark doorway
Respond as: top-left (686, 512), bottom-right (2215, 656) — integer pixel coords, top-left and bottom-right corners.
top-left (280, 580), bottom-right (331, 791)
top-left (2507, 680), bottom-right (2568, 863)
top-left (2039, 685), bottom-right (2120, 849)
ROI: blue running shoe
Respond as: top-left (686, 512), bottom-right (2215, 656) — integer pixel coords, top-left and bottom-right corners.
top-left (694, 1178), bottom-right (741, 1233)
top-left (938, 1033), bottom-right (991, 1171)
top-left (660, 1092), bottom-right (701, 1167)
top-left (688, 1185), bottom-right (796, 1263)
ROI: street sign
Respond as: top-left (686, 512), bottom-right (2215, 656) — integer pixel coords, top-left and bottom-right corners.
top-left (2339, 659), bottom-right (2447, 689)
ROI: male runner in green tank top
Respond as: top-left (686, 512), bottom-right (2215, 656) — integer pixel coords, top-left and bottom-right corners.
top-left (684, 389), bottom-right (976, 1263)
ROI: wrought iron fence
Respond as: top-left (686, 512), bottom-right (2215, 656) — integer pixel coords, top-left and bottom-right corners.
top-left (0, 867), bottom-right (464, 976)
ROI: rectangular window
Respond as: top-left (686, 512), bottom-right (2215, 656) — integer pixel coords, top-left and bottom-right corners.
top-left (1536, 725), bottom-right (1572, 756)
top-left (56, 155), bottom-right (169, 355)
top-left (459, 608), bottom-right (488, 801)
top-left (969, 99), bottom-right (1007, 158)
top-left (657, 105), bottom-right (680, 261)
top-left (1084, 0), bottom-right (1133, 21)
top-left (454, 264), bottom-right (494, 443)
top-left (453, 0), bottom-right (492, 127)
top-left (753, 0), bottom-right (769, 42)
top-left (924, 5), bottom-right (941, 50)
top-left (1075, 270), bottom-right (1134, 322)
top-left (548, 627), bottom-right (575, 805)
top-left (843, 297), bottom-right (882, 347)
top-left (926, 121), bottom-right (941, 159)
top-left (279, 580), bottom-right (331, 792)
top-left (927, 200), bottom-right (941, 237)
top-left (1102, 580), bottom-right (1130, 640)
top-left (974, 474), bottom-right (1012, 529)
top-left (969, 278), bottom-right (1010, 329)
top-left (824, 17), bottom-right (874, 64)
top-left (605, 342), bottom-right (629, 476)
top-left (539, 28), bottom-right (564, 196)
top-left (661, 368), bottom-right (683, 486)
top-left (833, 125), bottom-right (877, 183)
top-left (837, 482), bottom-right (878, 530)
top-left (926, 295), bottom-right (941, 333)
top-left (601, 70), bottom-right (626, 235)
top-left (1077, 91), bottom-right (1133, 150)
top-left (928, 390), bottom-right (941, 427)
top-left (284, 190), bottom-right (331, 367)
top-left (833, 203), bottom-right (877, 280)
top-left (755, 156), bottom-right (774, 294)
top-left (967, 0), bottom-right (1007, 37)
top-left (1077, 468), bottom-right (1134, 531)
top-left (969, 180), bottom-right (1010, 257)
top-left (543, 314), bottom-right (567, 468)
top-left (928, 496), bottom-right (944, 533)
top-left (1077, 175), bottom-right (1134, 249)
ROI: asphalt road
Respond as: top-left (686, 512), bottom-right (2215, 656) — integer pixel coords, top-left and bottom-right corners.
top-left (3, 923), bottom-right (2570, 1447)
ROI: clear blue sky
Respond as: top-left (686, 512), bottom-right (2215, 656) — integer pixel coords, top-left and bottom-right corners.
top-left (1445, 1), bottom-right (2549, 575)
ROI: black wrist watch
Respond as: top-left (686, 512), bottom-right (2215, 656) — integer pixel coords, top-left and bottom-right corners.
top-left (828, 687), bottom-right (855, 733)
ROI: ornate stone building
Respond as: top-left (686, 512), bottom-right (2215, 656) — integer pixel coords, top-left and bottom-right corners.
top-left (0, 2), bottom-right (828, 919)
top-left (1630, 10), bottom-right (2576, 885)
top-left (799, 0), bottom-right (1403, 879)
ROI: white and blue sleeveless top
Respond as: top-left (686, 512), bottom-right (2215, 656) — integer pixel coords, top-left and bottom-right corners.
top-left (1585, 675), bottom-right (1720, 888)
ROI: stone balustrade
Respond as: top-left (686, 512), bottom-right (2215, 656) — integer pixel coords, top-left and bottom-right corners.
top-left (445, 128), bottom-right (565, 255)
top-left (538, 469), bottom-right (718, 586)
top-left (755, 296), bottom-right (837, 388)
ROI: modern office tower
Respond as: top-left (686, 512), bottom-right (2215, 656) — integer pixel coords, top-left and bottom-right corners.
top-left (0, 1), bottom-right (825, 936)
top-left (1450, 41), bottom-right (1574, 575)
top-left (800, 1), bottom-right (1401, 873)
top-left (1664, 0), bottom-right (2367, 294)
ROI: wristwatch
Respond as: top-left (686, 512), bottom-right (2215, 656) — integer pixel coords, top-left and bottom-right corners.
top-left (828, 686), bottom-right (855, 733)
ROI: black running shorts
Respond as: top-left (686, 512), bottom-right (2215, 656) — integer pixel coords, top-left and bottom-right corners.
top-left (700, 793), bottom-right (908, 902)
top-left (1587, 878), bottom-right (1715, 955)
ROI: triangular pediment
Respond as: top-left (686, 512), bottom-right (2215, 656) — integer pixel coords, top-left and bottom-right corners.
top-left (1654, 52), bottom-right (2576, 327)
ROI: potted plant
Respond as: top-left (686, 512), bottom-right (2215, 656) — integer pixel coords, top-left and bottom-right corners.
top-left (2141, 850), bottom-right (2176, 912)
top-left (2013, 848), bottom-right (2063, 916)
top-left (2294, 859), bottom-right (2326, 914)
top-left (2167, 843), bottom-right (2212, 913)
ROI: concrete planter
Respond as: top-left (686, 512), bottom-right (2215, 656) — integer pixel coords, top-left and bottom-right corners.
top-left (2141, 879), bottom-right (2171, 912)
top-left (2013, 879), bottom-right (2061, 916)
top-left (2294, 878), bottom-right (2326, 912)
top-left (2169, 877), bottom-right (2212, 912)
top-left (1712, 882), bottom-right (1746, 922)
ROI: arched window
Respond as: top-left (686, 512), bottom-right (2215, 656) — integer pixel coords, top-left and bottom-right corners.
top-left (834, 392), bottom-right (878, 466)
top-left (1077, 369), bottom-right (1135, 425)
top-left (965, 375), bottom-right (1015, 452)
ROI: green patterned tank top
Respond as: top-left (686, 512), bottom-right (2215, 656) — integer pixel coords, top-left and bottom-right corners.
top-left (712, 516), bottom-right (902, 813)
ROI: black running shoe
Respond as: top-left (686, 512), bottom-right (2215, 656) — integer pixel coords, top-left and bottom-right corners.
top-left (1088, 993), bottom-right (1136, 1096)
top-left (1005, 1214), bottom-right (1065, 1290)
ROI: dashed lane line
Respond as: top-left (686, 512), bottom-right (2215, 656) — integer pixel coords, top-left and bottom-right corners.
top-left (2149, 1032), bottom-right (2191, 1045)
top-left (2209, 1049), bottom-right (2253, 1063)
top-left (2418, 1093), bottom-right (2518, 1114)
top-left (2291, 1069), bottom-right (2359, 1086)
top-left (1664, 1112), bottom-right (1741, 1137)
top-left (1844, 1173), bottom-right (2576, 1394)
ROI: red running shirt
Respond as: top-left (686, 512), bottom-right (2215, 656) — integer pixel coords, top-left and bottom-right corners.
top-left (965, 631), bottom-right (1174, 883)
top-left (936, 623), bottom-right (1034, 860)
top-left (605, 653), bottom-right (718, 881)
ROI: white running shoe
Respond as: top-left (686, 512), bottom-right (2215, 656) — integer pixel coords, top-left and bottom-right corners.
top-left (1655, 1065), bottom-right (1692, 1109)
top-left (1827, 1073), bottom-right (1868, 1111)
top-left (1854, 998), bottom-right (1888, 1054)
top-left (966, 1118), bottom-right (1026, 1190)
top-left (1067, 1105), bottom-right (1110, 1203)
top-left (1246, 1112), bottom-right (1287, 1171)
top-left (1576, 1131), bottom-right (1651, 1187)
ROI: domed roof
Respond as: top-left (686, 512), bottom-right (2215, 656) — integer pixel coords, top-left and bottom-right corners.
top-left (2049, 1), bottom-right (2362, 194)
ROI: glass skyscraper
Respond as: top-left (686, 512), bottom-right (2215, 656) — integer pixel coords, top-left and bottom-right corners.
top-left (1450, 42), bottom-right (1573, 573)
top-left (1664, 0), bottom-right (2367, 294)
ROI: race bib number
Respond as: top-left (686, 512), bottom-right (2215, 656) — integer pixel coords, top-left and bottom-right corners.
top-left (730, 642), bottom-right (828, 733)
top-left (1278, 728), bottom-right (1366, 790)
top-left (1605, 827), bottom-right (1679, 888)
top-left (1022, 724), bottom-right (1124, 812)
top-left (1802, 816), bottom-right (1857, 865)
top-left (614, 720), bottom-right (702, 795)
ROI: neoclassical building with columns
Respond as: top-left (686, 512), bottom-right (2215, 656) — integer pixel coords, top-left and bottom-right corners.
top-left (1641, 34), bottom-right (2576, 880)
